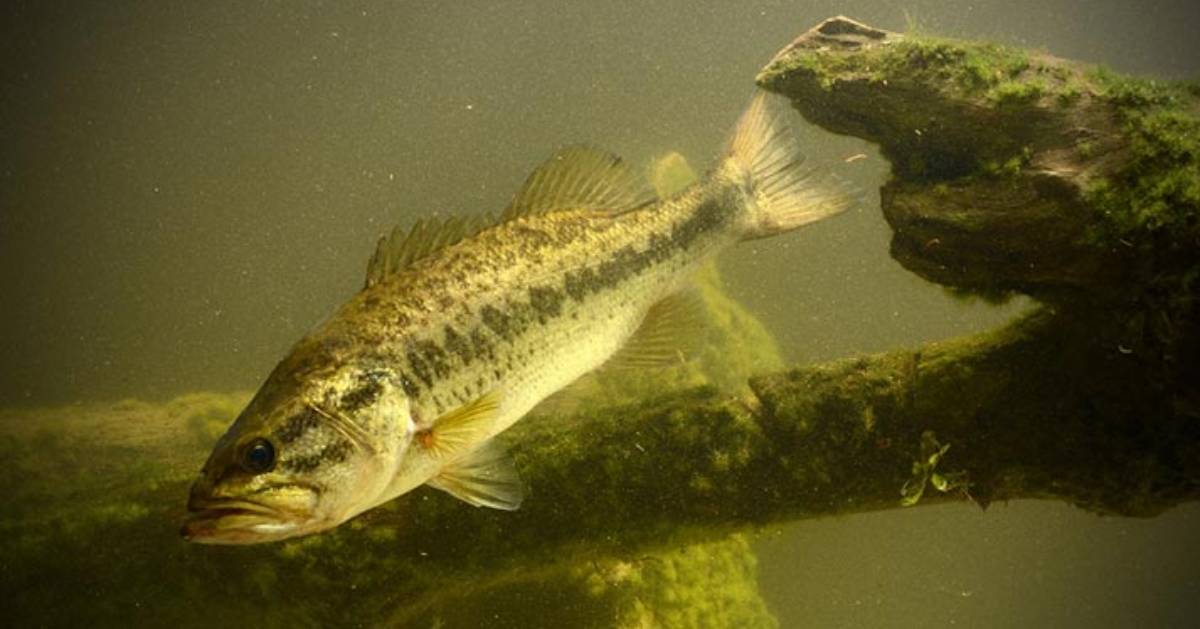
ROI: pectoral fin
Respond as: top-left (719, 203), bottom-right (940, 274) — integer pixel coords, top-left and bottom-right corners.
top-left (427, 439), bottom-right (525, 510)
top-left (417, 389), bottom-right (503, 460)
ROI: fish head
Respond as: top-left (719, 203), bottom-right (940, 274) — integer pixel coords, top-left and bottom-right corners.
top-left (183, 363), bottom-right (412, 544)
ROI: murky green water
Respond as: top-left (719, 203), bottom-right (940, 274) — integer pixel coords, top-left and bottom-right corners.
top-left (2, 1), bottom-right (1198, 627)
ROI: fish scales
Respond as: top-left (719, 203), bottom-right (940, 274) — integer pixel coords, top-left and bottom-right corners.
top-left (336, 182), bottom-right (739, 436)
top-left (183, 92), bottom-right (854, 544)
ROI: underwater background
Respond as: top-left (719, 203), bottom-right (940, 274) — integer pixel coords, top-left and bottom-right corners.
top-left (2, 0), bottom-right (1198, 627)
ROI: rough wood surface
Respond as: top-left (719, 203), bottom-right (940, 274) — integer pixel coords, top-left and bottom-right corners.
top-left (759, 17), bottom-right (1198, 303)
top-left (4, 17), bottom-right (1198, 627)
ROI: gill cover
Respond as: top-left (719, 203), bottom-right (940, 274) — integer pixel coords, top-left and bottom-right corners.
top-left (183, 369), bottom-right (411, 544)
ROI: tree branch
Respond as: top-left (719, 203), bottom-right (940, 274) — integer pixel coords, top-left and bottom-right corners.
top-left (5, 17), bottom-right (1198, 626)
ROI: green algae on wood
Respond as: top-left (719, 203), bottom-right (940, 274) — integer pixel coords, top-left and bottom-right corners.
top-left (384, 535), bottom-right (777, 628)
top-left (758, 16), bottom-right (1199, 297)
top-left (6, 307), bottom-right (1197, 626)
top-left (0, 152), bottom-right (788, 625)
top-left (5, 19), bottom-right (1200, 628)
top-left (758, 16), bottom-right (1199, 394)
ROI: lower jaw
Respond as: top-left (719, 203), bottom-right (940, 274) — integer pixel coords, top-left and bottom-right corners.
top-left (181, 512), bottom-right (301, 545)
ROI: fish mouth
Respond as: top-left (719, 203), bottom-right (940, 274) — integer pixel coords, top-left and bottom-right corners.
top-left (182, 498), bottom-right (308, 545)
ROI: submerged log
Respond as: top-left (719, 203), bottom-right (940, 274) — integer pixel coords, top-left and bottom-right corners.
top-left (761, 18), bottom-right (1195, 287)
top-left (756, 14), bottom-right (1198, 447)
top-left (758, 17), bottom-right (1199, 315)
top-left (3, 17), bottom-right (1197, 627)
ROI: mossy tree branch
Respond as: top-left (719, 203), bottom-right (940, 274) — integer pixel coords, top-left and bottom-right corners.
top-left (759, 17), bottom-right (1199, 304)
top-left (755, 15), bottom-right (1198, 429)
top-left (8, 303), bottom-right (1193, 625)
top-left (4, 18), bottom-right (1198, 626)
top-left (365, 307), bottom-right (1199, 616)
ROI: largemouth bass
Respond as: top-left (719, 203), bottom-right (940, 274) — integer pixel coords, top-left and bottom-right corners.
top-left (183, 93), bottom-right (852, 544)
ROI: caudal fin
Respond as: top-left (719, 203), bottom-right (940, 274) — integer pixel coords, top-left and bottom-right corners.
top-left (725, 91), bottom-right (857, 239)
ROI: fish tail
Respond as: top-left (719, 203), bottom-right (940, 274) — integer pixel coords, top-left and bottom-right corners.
top-left (723, 91), bottom-right (856, 239)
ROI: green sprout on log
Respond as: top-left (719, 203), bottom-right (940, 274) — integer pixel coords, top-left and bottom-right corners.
top-left (900, 430), bottom-right (971, 506)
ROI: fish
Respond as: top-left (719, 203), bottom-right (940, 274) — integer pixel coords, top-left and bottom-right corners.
top-left (182, 92), bottom-right (853, 544)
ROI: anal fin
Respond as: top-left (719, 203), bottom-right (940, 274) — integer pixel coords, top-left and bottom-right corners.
top-left (604, 288), bottom-right (706, 370)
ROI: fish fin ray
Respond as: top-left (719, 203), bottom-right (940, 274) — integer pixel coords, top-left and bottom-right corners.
top-left (648, 151), bottom-right (699, 198)
top-left (726, 91), bottom-right (859, 239)
top-left (427, 439), bottom-right (524, 510)
top-left (419, 388), bottom-right (504, 460)
top-left (364, 213), bottom-right (496, 288)
top-left (604, 288), bottom-right (707, 369)
top-left (502, 145), bottom-right (655, 221)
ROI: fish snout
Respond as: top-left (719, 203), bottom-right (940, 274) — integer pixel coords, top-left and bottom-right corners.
top-left (186, 473), bottom-right (218, 512)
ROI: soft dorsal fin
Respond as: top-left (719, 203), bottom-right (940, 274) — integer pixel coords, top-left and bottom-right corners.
top-left (501, 145), bottom-right (655, 221)
top-left (649, 151), bottom-right (699, 198)
top-left (364, 213), bottom-right (494, 288)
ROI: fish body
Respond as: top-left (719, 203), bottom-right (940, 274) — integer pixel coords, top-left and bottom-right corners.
top-left (183, 93), bottom-right (852, 544)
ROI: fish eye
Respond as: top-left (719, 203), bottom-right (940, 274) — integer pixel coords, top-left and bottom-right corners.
top-left (240, 437), bottom-right (276, 474)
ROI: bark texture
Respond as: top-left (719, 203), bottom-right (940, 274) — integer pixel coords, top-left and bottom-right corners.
top-left (4, 17), bottom-right (1198, 627)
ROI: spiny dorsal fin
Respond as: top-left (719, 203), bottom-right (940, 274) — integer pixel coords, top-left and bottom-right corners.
top-left (366, 147), bottom-right (653, 288)
top-left (364, 213), bottom-right (494, 288)
top-left (501, 145), bottom-right (655, 221)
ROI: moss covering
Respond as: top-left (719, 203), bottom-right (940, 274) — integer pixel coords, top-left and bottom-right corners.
top-left (1, 364), bottom-right (786, 627)
top-left (4, 283), bottom-right (1197, 627)
top-left (1083, 69), bottom-right (1200, 242)
top-left (764, 35), bottom-right (1037, 101)
top-left (757, 25), bottom-right (1081, 182)
top-left (6, 18), bottom-right (1199, 628)
top-left (382, 535), bottom-right (776, 628)
top-left (758, 16), bottom-right (1199, 237)
top-left (758, 18), bottom-right (1200, 394)
top-left (0, 150), bottom-right (786, 626)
